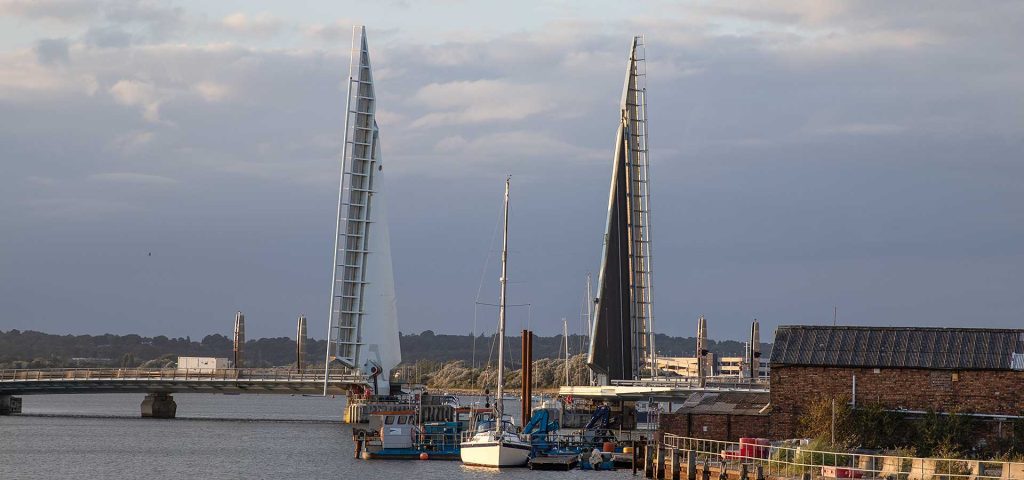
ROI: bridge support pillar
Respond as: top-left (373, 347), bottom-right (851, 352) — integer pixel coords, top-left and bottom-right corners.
top-left (141, 393), bottom-right (176, 418)
top-left (0, 395), bottom-right (22, 415)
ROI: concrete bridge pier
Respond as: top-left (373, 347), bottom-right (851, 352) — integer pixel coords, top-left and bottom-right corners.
top-left (141, 393), bottom-right (176, 418)
top-left (1, 395), bottom-right (22, 415)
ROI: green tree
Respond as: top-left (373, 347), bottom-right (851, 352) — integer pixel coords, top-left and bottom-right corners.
top-left (917, 409), bottom-right (977, 457)
top-left (798, 394), bottom-right (857, 449)
top-left (852, 403), bottom-right (913, 449)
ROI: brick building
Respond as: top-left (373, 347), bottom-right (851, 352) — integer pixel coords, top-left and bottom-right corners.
top-left (659, 391), bottom-right (770, 441)
top-left (769, 325), bottom-right (1024, 439)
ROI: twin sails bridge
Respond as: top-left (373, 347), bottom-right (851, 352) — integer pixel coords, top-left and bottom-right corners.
top-left (1, 26), bottom-right (395, 419)
top-left (1, 28), bottom-right (763, 420)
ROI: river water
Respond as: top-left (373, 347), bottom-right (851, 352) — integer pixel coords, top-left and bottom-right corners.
top-left (0, 393), bottom-right (630, 479)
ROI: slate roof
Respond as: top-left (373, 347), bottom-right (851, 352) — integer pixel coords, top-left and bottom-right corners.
top-left (672, 392), bottom-right (770, 416)
top-left (769, 326), bottom-right (1024, 371)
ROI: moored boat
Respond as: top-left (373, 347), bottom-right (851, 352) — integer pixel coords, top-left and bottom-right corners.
top-left (459, 177), bottom-right (531, 468)
top-left (459, 429), bottom-right (532, 467)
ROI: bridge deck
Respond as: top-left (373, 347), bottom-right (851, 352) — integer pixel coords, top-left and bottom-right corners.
top-left (0, 368), bottom-right (366, 395)
top-left (558, 376), bottom-right (769, 400)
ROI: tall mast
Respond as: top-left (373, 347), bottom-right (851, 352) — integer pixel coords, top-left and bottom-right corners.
top-left (495, 176), bottom-right (511, 433)
top-left (585, 273), bottom-right (594, 385)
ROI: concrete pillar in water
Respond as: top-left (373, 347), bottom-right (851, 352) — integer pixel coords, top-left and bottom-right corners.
top-left (141, 393), bottom-right (177, 418)
top-left (233, 311), bottom-right (245, 368)
top-left (296, 314), bottom-right (307, 371)
top-left (0, 395), bottom-right (22, 415)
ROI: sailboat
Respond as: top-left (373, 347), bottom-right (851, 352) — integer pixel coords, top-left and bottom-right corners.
top-left (459, 177), bottom-right (532, 468)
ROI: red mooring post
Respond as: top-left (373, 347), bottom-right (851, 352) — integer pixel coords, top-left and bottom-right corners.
top-left (528, 331), bottom-right (534, 417)
top-left (521, 329), bottom-right (534, 422)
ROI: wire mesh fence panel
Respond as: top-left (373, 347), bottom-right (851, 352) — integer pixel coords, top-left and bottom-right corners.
top-left (661, 434), bottom-right (1024, 480)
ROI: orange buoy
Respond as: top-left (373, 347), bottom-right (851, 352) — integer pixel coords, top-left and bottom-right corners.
top-left (419, 453), bottom-right (429, 460)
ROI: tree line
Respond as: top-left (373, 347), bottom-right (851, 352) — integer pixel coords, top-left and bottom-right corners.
top-left (0, 329), bottom-right (767, 371)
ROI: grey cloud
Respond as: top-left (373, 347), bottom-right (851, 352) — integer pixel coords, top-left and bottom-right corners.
top-left (83, 25), bottom-right (135, 48)
top-left (24, 0), bottom-right (187, 46)
top-left (1, 5), bottom-right (1023, 340)
top-left (100, 1), bottom-right (186, 43)
top-left (0, 0), bottom-right (100, 21)
top-left (34, 37), bottom-right (70, 64)
top-left (87, 172), bottom-right (177, 185)
top-left (304, 22), bottom-right (355, 43)
top-left (219, 12), bottom-right (284, 37)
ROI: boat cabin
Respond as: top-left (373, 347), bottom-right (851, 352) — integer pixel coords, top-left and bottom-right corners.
top-left (373, 410), bottom-right (418, 449)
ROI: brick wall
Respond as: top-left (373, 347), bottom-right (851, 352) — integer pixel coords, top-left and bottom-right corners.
top-left (660, 412), bottom-right (770, 441)
top-left (770, 366), bottom-right (1024, 439)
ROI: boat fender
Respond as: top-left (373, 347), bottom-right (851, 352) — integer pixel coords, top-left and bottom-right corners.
top-left (589, 448), bottom-right (603, 466)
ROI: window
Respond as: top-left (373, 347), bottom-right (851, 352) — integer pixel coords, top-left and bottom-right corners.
top-left (1012, 353), bottom-right (1024, 371)
top-left (385, 416), bottom-right (394, 425)
top-left (397, 416), bottom-right (407, 424)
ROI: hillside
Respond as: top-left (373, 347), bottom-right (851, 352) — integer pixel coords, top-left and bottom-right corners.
top-left (0, 329), bottom-right (769, 370)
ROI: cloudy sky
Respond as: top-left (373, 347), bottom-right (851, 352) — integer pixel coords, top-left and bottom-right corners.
top-left (1, 1), bottom-right (1022, 345)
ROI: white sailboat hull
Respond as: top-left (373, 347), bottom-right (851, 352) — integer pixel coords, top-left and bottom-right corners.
top-left (460, 432), bottom-right (531, 468)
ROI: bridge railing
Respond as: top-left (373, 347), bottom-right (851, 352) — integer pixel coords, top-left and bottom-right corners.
top-left (0, 367), bottom-right (365, 383)
top-left (610, 376), bottom-right (770, 390)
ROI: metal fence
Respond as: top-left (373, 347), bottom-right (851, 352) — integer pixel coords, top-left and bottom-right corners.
top-left (662, 434), bottom-right (1024, 480)
top-left (0, 367), bottom-right (364, 383)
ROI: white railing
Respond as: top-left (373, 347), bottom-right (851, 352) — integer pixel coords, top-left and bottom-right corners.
top-left (610, 376), bottom-right (770, 390)
top-left (0, 368), bottom-right (364, 384)
top-left (663, 434), bottom-right (1024, 480)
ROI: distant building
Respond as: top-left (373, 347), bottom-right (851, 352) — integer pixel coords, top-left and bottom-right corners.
top-left (656, 355), bottom-right (705, 377)
top-left (176, 357), bottom-right (231, 372)
top-left (718, 356), bottom-right (769, 378)
top-left (656, 352), bottom-right (768, 378)
top-left (769, 325), bottom-right (1024, 439)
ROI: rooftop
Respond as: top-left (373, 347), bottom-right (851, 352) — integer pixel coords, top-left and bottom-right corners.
top-left (769, 325), bottom-right (1024, 371)
top-left (672, 391), bottom-right (770, 416)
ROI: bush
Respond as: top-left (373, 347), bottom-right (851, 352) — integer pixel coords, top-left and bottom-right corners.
top-left (853, 403), bottom-right (914, 449)
top-left (917, 410), bottom-right (977, 457)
